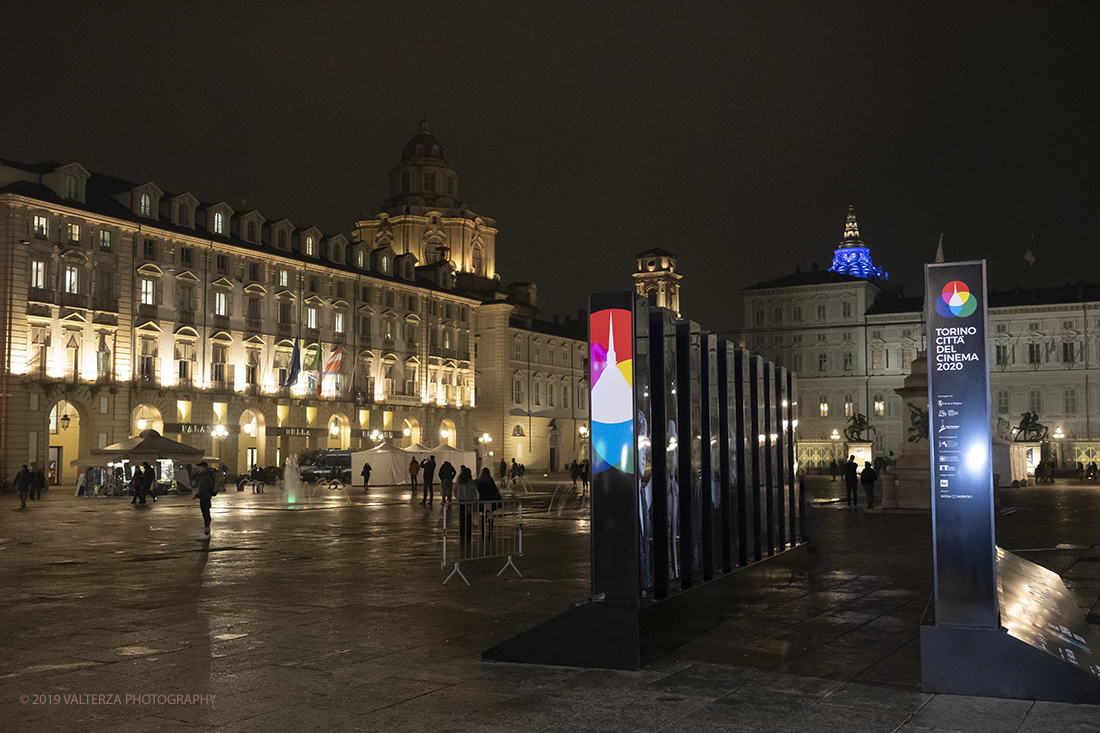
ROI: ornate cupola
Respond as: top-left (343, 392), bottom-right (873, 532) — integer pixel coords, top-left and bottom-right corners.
top-left (633, 247), bottom-right (682, 316)
top-left (384, 119), bottom-right (460, 209)
top-left (828, 205), bottom-right (887, 281)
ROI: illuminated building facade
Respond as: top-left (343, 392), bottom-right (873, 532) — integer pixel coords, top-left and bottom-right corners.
top-left (742, 210), bottom-right (1100, 471)
top-left (0, 129), bottom-right (482, 486)
top-left (633, 247), bottom-right (681, 317)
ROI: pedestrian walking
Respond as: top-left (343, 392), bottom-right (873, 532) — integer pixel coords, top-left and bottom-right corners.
top-left (192, 461), bottom-right (217, 539)
top-left (499, 458), bottom-right (507, 483)
top-left (130, 464), bottom-right (149, 505)
top-left (143, 461), bottom-right (158, 502)
top-left (455, 466), bottom-right (477, 546)
top-left (509, 458), bottom-right (519, 487)
top-left (439, 460), bottom-right (456, 503)
top-left (420, 455), bottom-right (437, 504)
top-left (409, 458), bottom-right (421, 495)
top-left (844, 455), bottom-right (858, 507)
top-left (360, 462), bottom-right (372, 491)
top-left (570, 460), bottom-right (580, 488)
top-left (31, 465), bottom-right (46, 500)
top-left (580, 459), bottom-right (590, 493)
top-left (861, 461), bottom-right (878, 509)
top-left (830, 459), bottom-right (838, 481)
top-left (14, 464), bottom-right (32, 508)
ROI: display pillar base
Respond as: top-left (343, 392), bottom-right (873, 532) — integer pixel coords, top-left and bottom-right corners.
top-left (885, 350), bottom-right (932, 511)
top-left (483, 543), bottom-right (807, 670)
top-left (921, 549), bottom-right (1100, 704)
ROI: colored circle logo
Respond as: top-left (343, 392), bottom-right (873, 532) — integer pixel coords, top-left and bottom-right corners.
top-left (936, 280), bottom-right (977, 318)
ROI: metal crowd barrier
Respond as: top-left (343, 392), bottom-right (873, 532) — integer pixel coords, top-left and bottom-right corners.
top-left (441, 500), bottom-right (523, 585)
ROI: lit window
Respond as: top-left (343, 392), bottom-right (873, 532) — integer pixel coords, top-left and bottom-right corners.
top-left (65, 265), bottom-right (79, 294)
top-left (140, 279), bottom-right (155, 305)
top-left (873, 396), bottom-right (885, 417)
top-left (844, 396), bottom-right (854, 418)
top-left (30, 261), bottom-right (46, 289)
top-left (214, 212), bottom-right (224, 234)
top-left (140, 193), bottom-right (152, 217)
top-left (334, 312), bottom-right (345, 333)
top-left (306, 236), bottom-right (314, 255)
top-left (819, 400), bottom-right (828, 418)
top-left (67, 222), bottom-right (81, 242)
top-left (33, 215), bottom-right (48, 237)
top-left (279, 269), bottom-right (289, 287)
top-left (99, 230), bottom-right (112, 250)
top-left (306, 307), bottom-right (317, 329)
top-left (214, 291), bottom-right (228, 316)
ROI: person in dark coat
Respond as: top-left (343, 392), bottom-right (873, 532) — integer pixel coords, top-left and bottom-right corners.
top-left (438, 460), bottom-right (456, 503)
top-left (499, 458), bottom-right (507, 483)
top-left (131, 464), bottom-right (149, 505)
top-left (860, 461), bottom-right (878, 509)
top-left (192, 462), bottom-right (216, 538)
top-left (830, 459), bottom-right (839, 481)
top-left (580, 459), bottom-right (590, 492)
top-left (455, 466), bottom-right (477, 546)
top-left (360, 462), bottom-right (372, 491)
top-left (420, 455), bottom-right (437, 504)
top-left (143, 462), bottom-right (158, 502)
top-left (408, 458), bottom-right (420, 495)
top-left (475, 467), bottom-right (504, 541)
top-left (14, 464), bottom-right (32, 508)
top-left (844, 455), bottom-right (859, 507)
top-left (31, 465), bottom-right (46, 500)
top-left (570, 460), bottom-right (580, 488)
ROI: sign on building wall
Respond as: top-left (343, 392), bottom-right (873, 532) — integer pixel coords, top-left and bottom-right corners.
top-left (926, 261), bottom-right (998, 628)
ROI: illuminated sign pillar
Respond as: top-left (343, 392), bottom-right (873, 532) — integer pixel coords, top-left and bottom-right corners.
top-left (921, 261), bottom-right (1100, 703)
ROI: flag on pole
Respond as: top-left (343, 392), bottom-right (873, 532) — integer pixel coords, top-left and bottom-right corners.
top-left (322, 346), bottom-right (343, 397)
top-left (310, 343), bottom-right (323, 397)
top-left (934, 233), bottom-right (944, 263)
top-left (280, 339), bottom-right (301, 387)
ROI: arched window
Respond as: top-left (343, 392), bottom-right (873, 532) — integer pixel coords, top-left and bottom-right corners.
top-left (66, 174), bottom-right (78, 199)
top-left (179, 204), bottom-right (190, 226)
top-left (214, 212), bottom-right (224, 234)
top-left (140, 193), bottom-right (152, 217)
top-left (357, 249), bottom-right (365, 268)
top-left (471, 243), bottom-right (483, 276)
top-left (381, 255), bottom-right (388, 273)
top-left (246, 221), bottom-right (256, 242)
top-left (306, 236), bottom-right (314, 255)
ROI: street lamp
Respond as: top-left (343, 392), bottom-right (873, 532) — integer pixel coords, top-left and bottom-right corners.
top-left (59, 413), bottom-right (71, 431)
top-left (579, 424), bottom-right (589, 439)
top-left (830, 428), bottom-right (840, 440)
top-left (212, 424), bottom-right (229, 439)
top-left (1054, 427), bottom-right (1065, 439)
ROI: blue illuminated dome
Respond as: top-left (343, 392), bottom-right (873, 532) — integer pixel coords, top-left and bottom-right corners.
top-left (829, 206), bottom-right (887, 281)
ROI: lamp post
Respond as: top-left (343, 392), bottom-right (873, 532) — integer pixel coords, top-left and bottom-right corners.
top-left (578, 423), bottom-right (589, 461)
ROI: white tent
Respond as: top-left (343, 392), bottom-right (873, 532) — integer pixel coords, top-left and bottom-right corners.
top-left (352, 443), bottom-right (415, 486)
top-left (992, 436), bottom-right (1029, 487)
top-left (403, 442), bottom-right (433, 455)
top-left (428, 443), bottom-right (477, 476)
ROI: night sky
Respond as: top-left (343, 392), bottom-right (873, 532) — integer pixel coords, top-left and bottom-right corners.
top-left (3, 2), bottom-right (1096, 333)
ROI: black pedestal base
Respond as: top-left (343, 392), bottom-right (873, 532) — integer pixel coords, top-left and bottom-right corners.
top-left (483, 543), bottom-right (807, 670)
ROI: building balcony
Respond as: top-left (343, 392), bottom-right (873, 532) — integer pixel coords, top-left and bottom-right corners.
top-left (137, 303), bottom-right (158, 320)
top-left (177, 309), bottom-right (195, 325)
top-left (277, 323), bottom-right (293, 338)
top-left (333, 332), bottom-right (347, 345)
top-left (212, 314), bottom-right (230, 330)
top-left (382, 339), bottom-right (396, 352)
top-left (246, 317), bottom-right (263, 332)
top-left (28, 287), bottom-right (53, 304)
top-left (92, 296), bottom-right (119, 313)
top-left (304, 327), bottom-right (320, 342)
top-left (60, 292), bottom-right (85, 309)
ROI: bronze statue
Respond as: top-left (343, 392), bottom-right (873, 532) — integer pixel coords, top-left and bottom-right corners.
top-left (844, 413), bottom-right (877, 442)
top-left (1014, 412), bottom-right (1048, 442)
top-left (907, 403), bottom-right (928, 443)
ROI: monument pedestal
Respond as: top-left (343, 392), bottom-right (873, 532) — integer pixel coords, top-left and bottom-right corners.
top-left (883, 351), bottom-right (931, 511)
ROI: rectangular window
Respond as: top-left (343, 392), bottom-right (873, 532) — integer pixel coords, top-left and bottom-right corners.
top-left (67, 222), bottom-right (81, 242)
top-left (246, 351), bottom-right (260, 386)
top-left (996, 344), bottom-right (1009, 367)
top-left (247, 298), bottom-right (261, 321)
top-left (513, 380), bottom-right (523, 404)
top-left (214, 291), bottom-right (228, 316)
top-left (385, 291), bottom-right (394, 307)
top-left (216, 255), bottom-right (228, 273)
top-left (1028, 343), bottom-right (1041, 365)
top-left (578, 386), bottom-right (587, 410)
top-left (792, 306), bottom-right (802, 323)
top-left (306, 307), bottom-right (317, 329)
top-left (1064, 387), bottom-right (1077, 415)
top-left (280, 269), bottom-right (289, 287)
top-left (140, 279), bottom-right (155, 305)
top-left (818, 353), bottom-right (827, 372)
top-left (334, 312), bottom-right (345, 333)
top-left (249, 262), bottom-right (261, 282)
top-left (562, 384), bottom-right (570, 409)
top-left (843, 352), bottom-right (853, 371)
top-left (180, 247), bottom-right (193, 266)
top-left (548, 384), bottom-right (555, 407)
top-left (773, 307), bottom-right (782, 323)
top-left (65, 265), bottom-right (79, 294)
top-left (844, 396), bottom-right (854, 418)
top-left (178, 285), bottom-right (194, 312)
top-left (533, 381), bottom-right (541, 406)
top-left (99, 230), bottom-right (112, 250)
top-left (819, 400), bottom-right (829, 418)
top-left (842, 302), bottom-right (852, 318)
top-left (873, 395), bottom-right (884, 417)
top-left (30, 260), bottom-right (46, 289)
top-left (33, 215), bottom-right (49, 237)
top-left (753, 310), bottom-right (764, 326)
top-left (143, 239), bottom-right (156, 260)
top-left (336, 281), bottom-right (346, 299)
top-left (996, 389), bottom-right (1010, 415)
top-left (817, 304), bottom-right (826, 321)
top-left (1029, 388), bottom-right (1042, 415)
top-left (279, 301), bottom-right (293, 325)
top-left (361, 286), bottom-right (370, 302)
top-left (1063, 341), bottom-right (1075, 364)
top-left (360, 315), bottom-right (372, 337)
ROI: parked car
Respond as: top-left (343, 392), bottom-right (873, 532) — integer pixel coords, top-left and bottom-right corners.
top-left (298, 450), bottom-right (352, 483)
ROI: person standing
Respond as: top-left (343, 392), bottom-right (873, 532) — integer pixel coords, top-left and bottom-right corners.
top-left (580, 459), bottom-right (590, 493)
top-left (192, 461), bottom-right (216, 538)
top-left (31, 464), bottom-right (46, 500)
top-left (131, 464), bottom-right (148, 505)
top-left (570, 460), bottom-right (580, 488)
top-left (14, 464), bottom-right (32, 508)
top-left (860, 461), bottom-right (878, 509)
top-left (360, 462), bottom-right (372, 492)
top-left (438, 460), bottom-right (456, 503)
top-left (454, 466), bottom-right (477, 547)
top-left (409, 458), bottom-right (421, 496)
top-left (509, 458), bottom-right (519, 487)
top-left (844, 455), bottom-right (859, 507)
top-left (476, 467), bottom-right (503, 541)
top-left (499, 458), bottom-right (507, 483)
top-left (421, 455), bottom-right (437, 505)
top-left (830, 459), bottom-right (838, 481)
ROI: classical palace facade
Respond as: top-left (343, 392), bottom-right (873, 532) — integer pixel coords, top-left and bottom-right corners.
top-left (740, 208), bottom-right (1100, 472)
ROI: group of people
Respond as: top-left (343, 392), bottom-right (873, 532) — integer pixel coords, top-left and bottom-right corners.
top-left (129, 461), bottom-right (159, 504)
top-left (499, 458), bottom-right (526, 487)
top-left (569, 459), bottom-right (591, 492)
top-left (841, 454), bottom-right (879, 509)
top-left (11, 464), bottom-right (46, 508)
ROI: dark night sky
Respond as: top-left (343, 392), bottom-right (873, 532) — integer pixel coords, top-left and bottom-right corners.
top-left (3, 2), bottom-right (1097, 333)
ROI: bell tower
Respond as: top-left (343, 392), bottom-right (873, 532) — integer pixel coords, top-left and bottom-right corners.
top-left (633, 248), bottom-right (681, 316)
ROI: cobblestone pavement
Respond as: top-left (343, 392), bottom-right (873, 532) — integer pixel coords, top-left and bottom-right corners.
top-left (3, 474), bottom-right (1100, 732)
